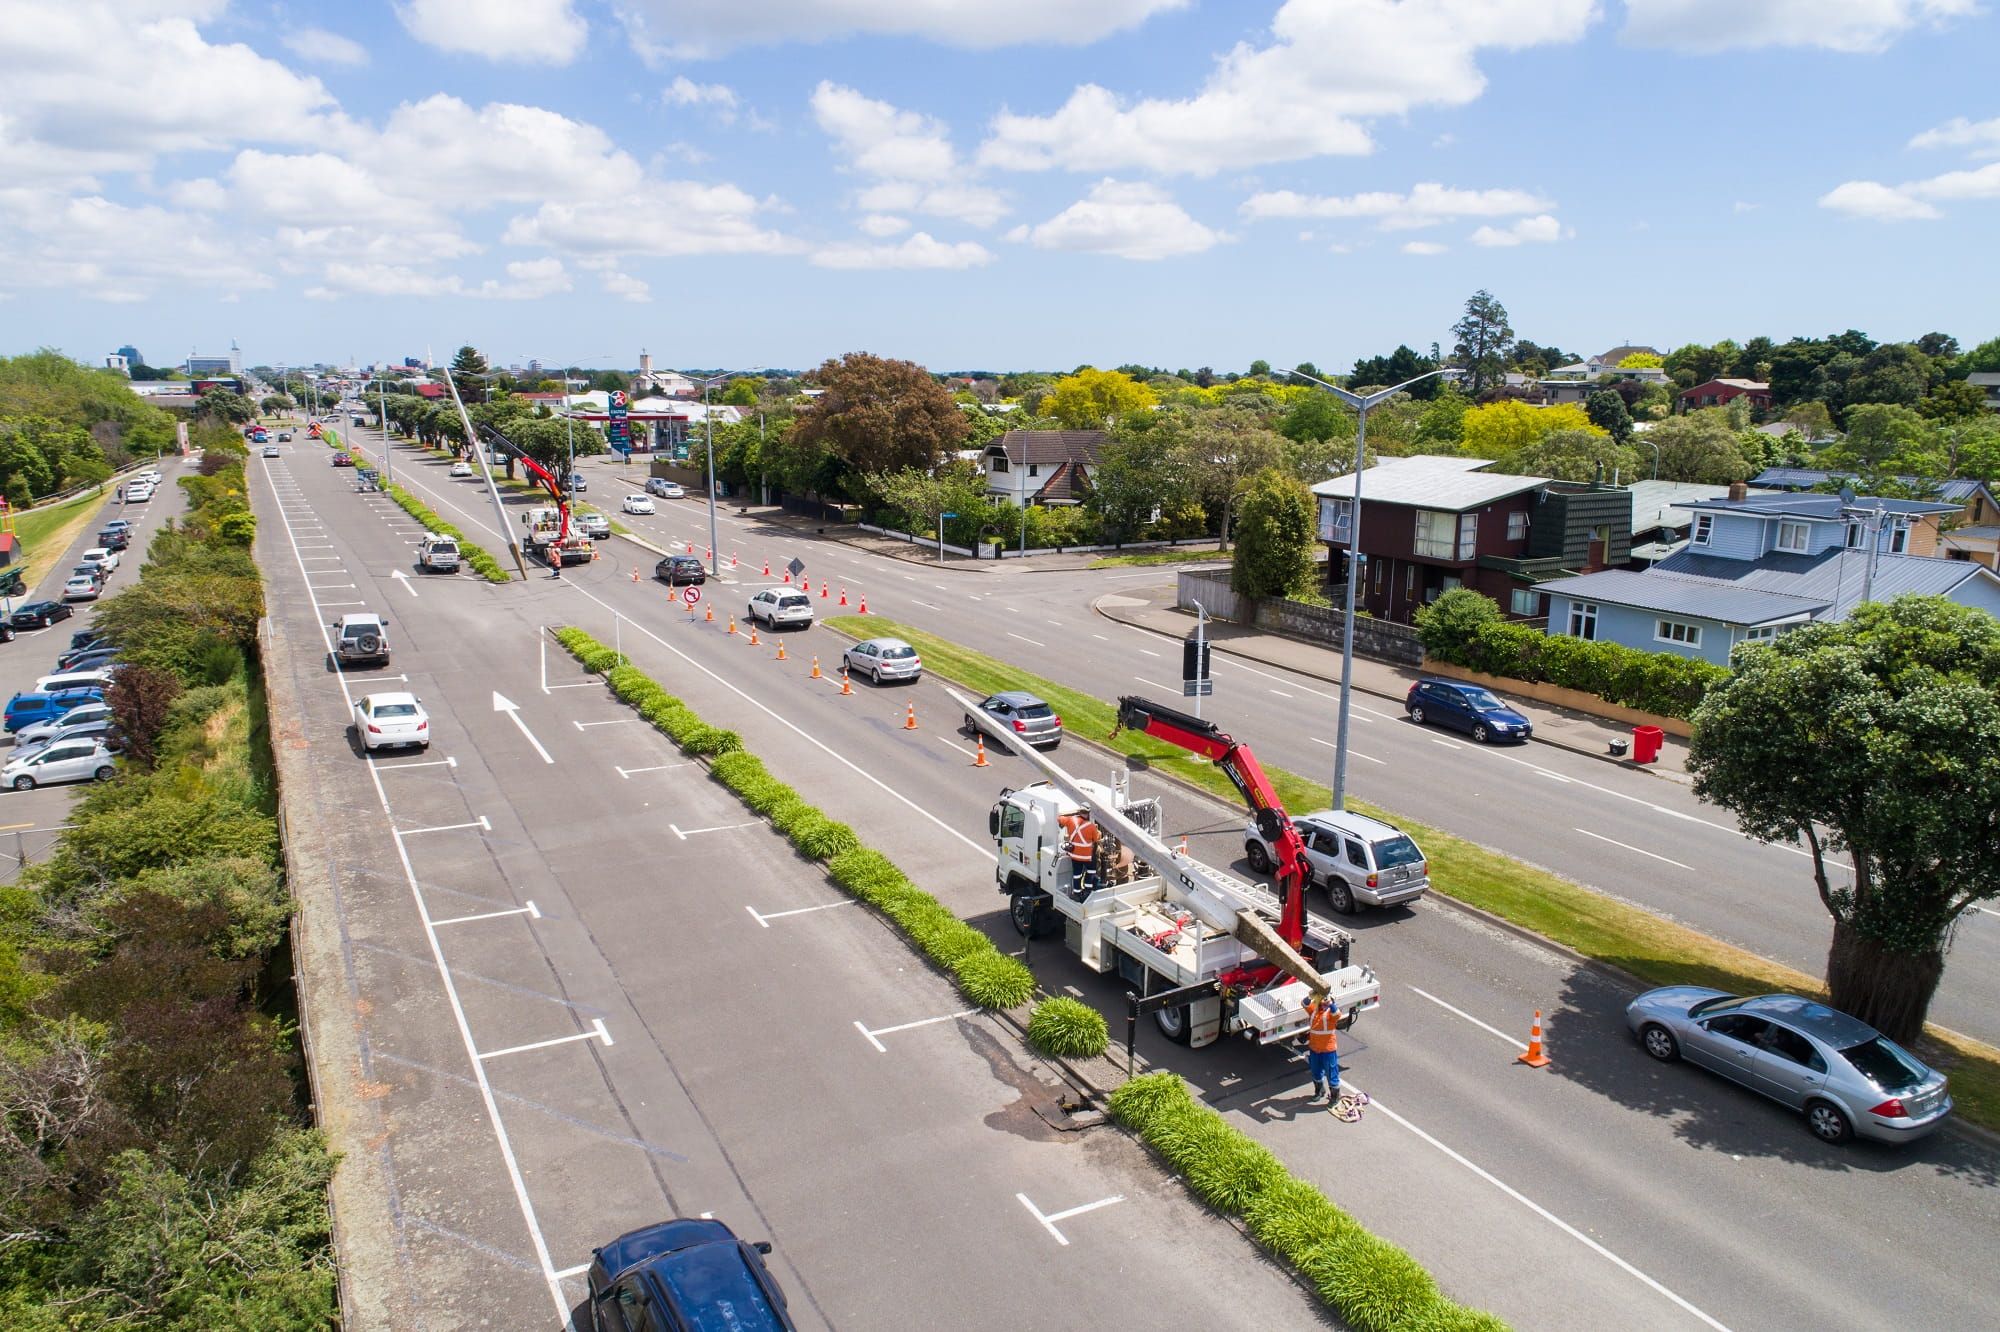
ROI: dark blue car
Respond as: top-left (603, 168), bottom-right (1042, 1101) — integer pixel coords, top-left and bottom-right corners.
top-left (586, 1218), bottom-right (795, 1332)
top-left (1405, 678), bottom-right (1533, 744)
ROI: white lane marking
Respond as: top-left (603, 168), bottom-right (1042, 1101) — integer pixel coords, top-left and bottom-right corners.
top-left (394, 817), bottom-right (492, 836)
top-left (1017, 1193), bottom-right (1124, 1247)
top-left (573, 718), bottom-right (639, 730)
top-left (1136, 676), bottom-right (1178, 693)
top-left (261, 460), bottom-right (573, 1322)
top-left (1310, 737), bottom-right (1384, 765)
top-left (1138, 649), bottom-right (1160, 657)
top-left (376, 756), bottom-right (459, 771)
top-left (390, 569), bottom-right (419, 598)
top-left (493, 692), bottom-right (555, 764)
top-left (1429, 737), bottom-right (1464, 750)
top-left (1046, 620), bottom-right (1064, 627)
top-left (669, 820), bottom-right (762, 839)
top-left (936, 735), bottom-right (975, 758)
top-left (318, 600), bottom-right (367, 607)
top-left (854, 1008), bottom-right (976, 1052)
top-left (616, 763), bottom-right (691, 779)
top-left (1268, 689), bottom-right (1293, 698)
top-left (1007, 632), bottom-right (1046, 647)
top-left (1355, 1083), bottom-right (1732, 1331)
top-left (1573, 827), bottom-right (1693, 870)
top-left (912, 599), bottom-right (942, 610)
top-left (477, 1018), bottom-right (614, 1061)
top-left (553, 1262), bottom-right (592, 1281)
top-left (1093, 634), bottom-right (1110, 641)
top-left (434, 901), bottom-right (542, 927)
top-left (745, 901), bottom-right (855, 927)
top-left (1408, 986), bottom-right (1529, 1049)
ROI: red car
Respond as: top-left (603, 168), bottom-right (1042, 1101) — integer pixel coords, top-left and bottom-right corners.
top-left (331, 453), bottom-right (355, 467)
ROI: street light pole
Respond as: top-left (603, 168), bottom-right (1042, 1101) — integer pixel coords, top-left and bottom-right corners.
top-left (439, 367), bottom-right (528, 579)
top-left (1284, 366), bottom-right (1445, 810)
top-left (698, 368), bottom-right (765, 577)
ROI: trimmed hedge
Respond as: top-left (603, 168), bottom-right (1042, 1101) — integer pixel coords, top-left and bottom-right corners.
top-left (555, 628), bottom-right (1036, 1012)
top-left (1413, 589), bottom-right (1724, 721)
top-left (1027, 996), bottom-right (1110, 1058)
top-left (381, 482), bottom-right (510, 583)
top-left (1109, 1072), bottom-right (1509, 1332)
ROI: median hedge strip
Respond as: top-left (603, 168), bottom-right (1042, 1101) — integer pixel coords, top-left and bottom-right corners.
top-left (552, 627), bottom-right (1035, 1011)
top-left (381, 483), bottom-right (510, 582)
top-left (1110, 1074), bottom-right (1506, 1332)
top-left (1027, 996), bottom-right (1109, 1058)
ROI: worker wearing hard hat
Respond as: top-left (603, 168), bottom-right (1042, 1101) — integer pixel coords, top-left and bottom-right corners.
top-left (1305, 994), bottom-right (1341, 1106)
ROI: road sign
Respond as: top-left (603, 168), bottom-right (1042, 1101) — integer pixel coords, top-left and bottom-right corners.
top-left (941, 512), bottom-right (957, 519)
top-left (1182, 681), bottom-right (1214, 697)
top-left (682, 585), bottom-right (702, 607)
top-left (786, 556), bottom-right (805, 578)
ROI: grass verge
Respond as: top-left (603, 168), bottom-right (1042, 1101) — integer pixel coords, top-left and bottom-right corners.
top-left (17, 486), bottom-right (110, 588)
top-left (1088, 546), bottom-right (1227, 568)
top-left (551, 626), bottom-right (1035, 1011)
top-left (1111, 1073), bottom-right (1507, 1331)
top-left (825, 614), bottom-right (2000, 1134)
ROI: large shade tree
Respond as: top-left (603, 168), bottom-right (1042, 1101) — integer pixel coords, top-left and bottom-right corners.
top-left (790, 352), bottom-right (968, 482)
top-left (1687, 596), bottom-right (2000, 1042)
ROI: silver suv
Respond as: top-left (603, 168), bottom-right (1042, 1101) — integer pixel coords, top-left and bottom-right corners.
top-left (331, 612), bottom-right (391, 668)
top-left (1245, 808), bottom-right (1428, 914)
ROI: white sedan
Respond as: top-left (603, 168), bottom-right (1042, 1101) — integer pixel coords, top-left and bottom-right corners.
top-left (61, 576), bottom-right (101, 602)
top-left (81, 547), bottom-right (120, 572)
top-left (353, 692), bottom-right (430, 752)
top-left (449, 460), bottom-right (474, 477)
top-left (622, 494), bottom-right (655, 514)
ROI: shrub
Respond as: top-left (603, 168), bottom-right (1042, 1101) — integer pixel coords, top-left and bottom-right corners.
top-left (789, 815), bottom-right (859, 861)
top-left (1413, 587), bottom-right (1503, 660)
top-left (1027, 996), bottom-right (1109, 1058)
top-left (1304, 1230), bottom-right (1442, 1332)
top-left (952, 950), bottom-right (1035, 1009)
top-left (1243, 1177), bottom-right (1360, 1256)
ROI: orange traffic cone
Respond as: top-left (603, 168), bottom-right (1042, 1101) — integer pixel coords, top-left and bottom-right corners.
top-left (775, 638), bottom-right (787, 661)
top-left (839, 585), bottom-right (848, 606)
top-left (903, 702), bottom-right (917, 730)
top-left (858, 595), bottom-right (868, 614)
top-left (819, 580), bottom-right (828, 598)
top-left (686, 542), bottom-right (694, 555)
top-left (810, 655), bottom-right (822, 679)
top-left (763, 558), bottom-right (770, 576)
top-left (704, 603), bottom-right (714, 622)
top-left (1517, 1011), bottom-right (1551, 1068)
top-left (631, 566), bottom-right (640, 582)
top-left (840, 670), bottom-right (853, 695)
top-left (782, 570), bottom-right (791, 583)
top-left (1177, 835), bottom-right (1189, 856)
top-left (749, 625), bottom-right (760, 645)
top-left (731, 553), bottom-right (739, 568)
top-left (727, 615), bottom-right (737, 635)
top-left (973, 734), bottom-right (990, 767)
top-left (706, 548), bottom-right (712, 560)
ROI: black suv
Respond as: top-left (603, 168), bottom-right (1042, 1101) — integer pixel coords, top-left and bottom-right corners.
top-left (654, 555), bottom-right (706, 586)
top-left (95, 529), bottom-right (131, 551)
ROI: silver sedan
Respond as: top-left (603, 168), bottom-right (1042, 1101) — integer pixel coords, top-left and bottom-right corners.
top-left (1625, 987), bottom-right (1952, 1145)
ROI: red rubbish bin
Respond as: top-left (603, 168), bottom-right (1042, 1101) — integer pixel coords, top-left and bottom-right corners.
top-left (1632, 725), bottom-right (1664, 764)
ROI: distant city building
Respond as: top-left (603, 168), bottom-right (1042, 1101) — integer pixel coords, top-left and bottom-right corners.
top-left (403, 357), bottom-right (424, 369)
top-left (105, 354), bottom-right (130, 375)
top-left (187, 349), bottom-right (243, 376)
top-left (117, 344), bottom-right (142, 366)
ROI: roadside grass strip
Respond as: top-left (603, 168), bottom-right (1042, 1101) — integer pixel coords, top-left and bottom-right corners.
top-left (1087, 547), bottom-right (1228, 569)
top-left (1110, 1073), bottom-right (1507, 1332)
top-left (827, 615), bottom-right (2000, 1134)
top-left (379, 484), bottom-right (510, 582)
top-left (552, 627), bottom-right (1036, 1011)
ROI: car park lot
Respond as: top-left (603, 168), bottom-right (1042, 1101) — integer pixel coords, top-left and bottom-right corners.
top-left (275, 430), bottom-right (2000, 1332)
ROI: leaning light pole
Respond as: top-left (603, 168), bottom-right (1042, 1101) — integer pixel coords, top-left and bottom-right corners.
top-left (1284, 366), bottom-right (1445, 810)
top-left (438, 366), bottom-right (530, 579)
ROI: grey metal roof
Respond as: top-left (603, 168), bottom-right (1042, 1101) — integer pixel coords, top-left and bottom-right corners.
top-left (1655, 547), bottom-right (2000, 620)
top-left (1629, 539), bottom-right (1689, 562)
top-left (1537, 568), bottom-right (1826, 625)
top-left (1946, 524), bottom-right (2000, 540)
top-left (1626, 480), bottom-right (1732, 534)
top-left (1677, 492), bottom-right (1959, 520)
top-left (1310, 455), bottom-right (1547, 511)
top-left (1751, 467), bottom-right (1985, 505)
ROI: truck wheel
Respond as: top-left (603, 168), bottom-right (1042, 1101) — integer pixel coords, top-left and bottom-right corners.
top-left (1155, 1002), bottom-right (1193, 1045)
top-left (1325, 877), bottom-right (1359, 915)
top-left (1009, 890), bottom-right (1055, 939)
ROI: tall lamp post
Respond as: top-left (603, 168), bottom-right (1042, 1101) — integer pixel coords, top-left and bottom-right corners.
top-left (438, 367), bottom-right (529, 579)
top-left (359, 376), bottom-right (395, 485)
top-left (1284, 366), bottom-right (1445, 810)
top-left (696, 368), bottom-right (765, 577)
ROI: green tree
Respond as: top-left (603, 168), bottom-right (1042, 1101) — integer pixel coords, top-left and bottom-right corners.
top-left (1414, 389), bottom-right (1472, 446)
top-left (790, 352), bottom-right (968, 480)
top-left (1276, 391), bottom-right (1353, 447)
top-left (1687, 596), bottom-right (2000, 1042)
top-left (1820, 403), bottom-right (1933, 474)
top-left (1616, 352), bottom-right (1664, 369)
top-left (1089, 427), bottom-right (1194, 543)
top-left (719, 378), bottom-right (759, 407)
top-left (1647, 411), bottom-right (1753, 483)
top-left (1413, 586), bottom-right (1504, 658)
top-left (1842, 343), bottom-right (1933, 411)
top-left (1350, 345), bottom-right (1442, 398)
top-left (1916, 379), bottom-right (1987, 422)
top-left (1246, 359), bottom-right (1272, 378)
top-left (865, 460), bottom-right (988, 543)
top-left (448, 345), bottom-right (491, 405)
top-left (1038, 367), bottom-right (1158, 429)
top-left (192, 390), bottom-right (255, 426)
top-left (1450, 291), bottom-right (1513, 394)
top-left (1230, 468), bottom-right (1317, 598)
top-left (1585, 389), bottom-right (1634, 443)
top-left (1159, 407), bottom-right (1284, 548)
top-left (1506, 428), bottom-right (1641, 482)
top-left (1460, 400), bottom-right (1599, 457)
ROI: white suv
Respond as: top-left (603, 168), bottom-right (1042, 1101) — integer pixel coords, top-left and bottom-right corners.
top-left (1244, 808), bottom-right (1429, 914)
top-left (746, 589), bottom-right (814, 629)
top-left (331, 612), bottom-right (392, 667)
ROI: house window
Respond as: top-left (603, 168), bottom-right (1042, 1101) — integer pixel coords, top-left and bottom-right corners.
top-left (1776, 521), bottom-right (1809, 553)
top-left (990, 454), bottom-right (1008, 472)
top-left (1510, 588), bottom-right (1540, 616)
top-left (1324, 498), bottom-right (1352, 543)
top-left (1847, 521), bottom-right (1864, 548)
top-left (1656, 619), bottom-right (1704, 647)
top-left (1742, 626), bottom-right (1776, 644)
top-left (1458, 513), bottom-right (1478, 560)
top-left (1890, 521), bottom-right (1909, 554)
top-left (1373, 560), bottom-right (1385, 592)
top-left (1027, 462), bottom-right (1039, 477)
top-left (1568, 601), bottom-right (1598, 640)
top-left (1507, 511), bottom-right (1529, 541)
top-left (1405, 565), bottom-right (1416, 595)
top-left (1692, 514), bottom-right (1713, 547)
top-left (1413, 509), bottom-right (1456, 559)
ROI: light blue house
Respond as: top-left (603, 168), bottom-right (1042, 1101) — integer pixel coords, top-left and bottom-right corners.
top-left (1538, 489), bottom-right (2000, 665)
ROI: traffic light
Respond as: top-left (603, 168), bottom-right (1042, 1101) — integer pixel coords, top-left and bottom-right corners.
top-left (1182, 634), bottom-right (1211, 684)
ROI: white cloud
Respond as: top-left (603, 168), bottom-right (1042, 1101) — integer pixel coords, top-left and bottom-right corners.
top-left (1818, 180), bottom-right (1944, 220)
top-left (1014, 179), bottom-right (1225, 260)
top-left (503, 180), bottom-right (802, 257)
top-left (1468, 214), bottom-right (1564, 245)
top-left (1732, 200), bottom-right (1759, 212)
top-left (858, 214), bottom-right (911, 237)
top-left (598, 269), bottom-right (653, 303)
top-left (811, 231), bottom-right (995, 270)
top-left (614, 0), bottom-right (1188, 60)
top-left (855, 180), bottom-right (1010, 227)
top-left (304, 256), bottom-right (573, 301)
top-left (1402, 240), bottom-right (1447, 255)
top-left (1620, 0), bottom-right (1975, 53)
top-left (812, 82), bottom-right (955, 180)
top-left (0, 186), bottom-right (273, 303)
top-left (282, 27), bottom-right (370, 65)
top-left (395, 0), bottom-right (586, 63)
top-left (166, 176), bottom-right (227, 210)
top-left (1242, 182), bottom-right (1555, 230)
top-left (665, 77), bottom-right (739, 121)
top-left (978, 0), bottom-right (1597, 176)
top-left (1909, 114), bottom-right (2000, 158)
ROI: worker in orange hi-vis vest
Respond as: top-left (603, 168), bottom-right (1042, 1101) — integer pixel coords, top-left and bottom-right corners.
top-left (1305, 994), bottom-right (1342, 1106)
top-left (1063, 811), bottom-right (1102, 900)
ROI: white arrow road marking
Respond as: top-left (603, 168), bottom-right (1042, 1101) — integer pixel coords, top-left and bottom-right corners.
top-left (493, 692), bottom-right (555, 764)
top-left (390, 568), bottom-right (419, 598)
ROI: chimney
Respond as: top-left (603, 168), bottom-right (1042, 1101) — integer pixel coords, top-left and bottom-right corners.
top-left (1728, 481), bottom-right (1748, 501)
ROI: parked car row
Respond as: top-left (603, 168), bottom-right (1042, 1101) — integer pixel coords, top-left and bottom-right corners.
top-left (3, 625), bottom-right (124, 790)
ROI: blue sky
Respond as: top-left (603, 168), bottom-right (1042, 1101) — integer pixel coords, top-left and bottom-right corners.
top-left (3, 1), bottom-right (1996, 375)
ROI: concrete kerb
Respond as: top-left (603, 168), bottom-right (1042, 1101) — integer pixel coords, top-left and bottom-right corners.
top-left (1090, 593), bottom-right (1697, 785)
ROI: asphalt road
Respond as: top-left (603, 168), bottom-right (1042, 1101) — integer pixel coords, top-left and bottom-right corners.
top-left (254, 442), bottom-right (1337, 1330)
top-left (333, 432), bottom-right (2000, 1332)
top-left (559, 451), bottom-right (2000, 1048)
top-left (0, 463), bottom-right (187, 871)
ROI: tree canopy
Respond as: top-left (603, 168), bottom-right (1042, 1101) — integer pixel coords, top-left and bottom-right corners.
top-left (1230, 468), bottom-right (1318, 598)
top-left (789, 352), bottom-right (969, 482)
top-left (1039, 367), bottom-right (1158, 429)
top-left (1460, 400), bottom-right (1599, 458)
top-left (1451, 291), bottom-right (1513, 394)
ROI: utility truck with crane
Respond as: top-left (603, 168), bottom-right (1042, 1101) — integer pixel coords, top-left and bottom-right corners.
top-left (484, 424), bottom-right (594, 567)
top-left (961, 690), bottom-right (1380, 1048)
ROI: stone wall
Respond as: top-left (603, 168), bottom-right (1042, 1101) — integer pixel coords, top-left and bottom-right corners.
top-left (1176, 569), bottom-right (1424, 666)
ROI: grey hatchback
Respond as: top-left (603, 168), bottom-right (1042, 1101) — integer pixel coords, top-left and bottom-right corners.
top-left (1625, 987), bottom-right (1952, 1144)
top-left (966, 691), bottom-right (1062, 749)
